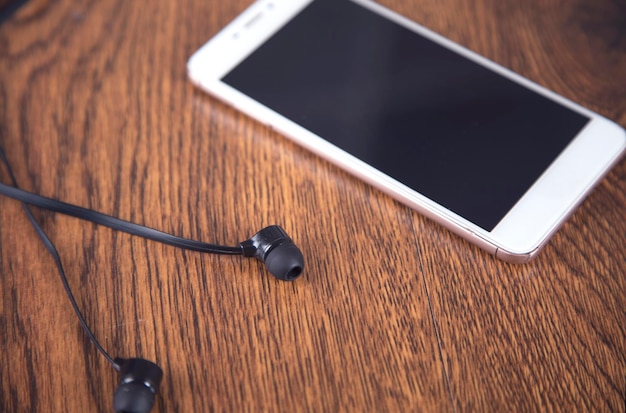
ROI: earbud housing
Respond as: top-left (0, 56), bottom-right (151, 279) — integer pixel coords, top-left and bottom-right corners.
top-left (113, 358), bottom-right (163, 413)
top-left (240, 225), bottom-right (304, 281)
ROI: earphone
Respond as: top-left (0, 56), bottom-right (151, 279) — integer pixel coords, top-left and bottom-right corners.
top-left (0, 148), bottom-right (304, 413)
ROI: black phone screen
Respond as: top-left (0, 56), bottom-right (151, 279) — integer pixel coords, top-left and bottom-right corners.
top-left (222, 0), bottom-right (590, 231)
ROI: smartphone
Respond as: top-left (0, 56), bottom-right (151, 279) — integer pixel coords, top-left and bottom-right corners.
top-left (187, 0), bottom-right (626, 263)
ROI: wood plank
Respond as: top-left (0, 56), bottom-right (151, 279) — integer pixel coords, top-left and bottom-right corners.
top-left (0, 0), bottom-right (624, 412)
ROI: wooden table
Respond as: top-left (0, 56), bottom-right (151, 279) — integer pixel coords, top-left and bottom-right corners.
top-left (1, 0), bottom-right (624, 411)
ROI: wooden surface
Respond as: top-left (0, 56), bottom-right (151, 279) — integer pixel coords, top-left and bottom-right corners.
top-left (1, 0), bottom-right (625, 411)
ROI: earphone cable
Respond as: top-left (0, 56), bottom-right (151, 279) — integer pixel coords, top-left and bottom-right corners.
top-left (0, 148), bottom-right (120, 370)
top-left (0, 183), bottom-right (243, 255)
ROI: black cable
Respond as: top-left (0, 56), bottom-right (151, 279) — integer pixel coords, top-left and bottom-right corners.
top-left (0, 148), bottom-right (120, 370)
top-left (0, 146), bottom-right (303, 413)
top-left (0, 182), bottom-right (243, 255)
top-left (0, 147), bottom-right (304, 372)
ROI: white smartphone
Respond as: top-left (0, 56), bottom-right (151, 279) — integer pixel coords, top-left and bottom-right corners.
top-left (187, 0), bottom-right (626, 263)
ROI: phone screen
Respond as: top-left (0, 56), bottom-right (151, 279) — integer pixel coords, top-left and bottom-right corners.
top-left (222, 0), bottom-right (590, 231)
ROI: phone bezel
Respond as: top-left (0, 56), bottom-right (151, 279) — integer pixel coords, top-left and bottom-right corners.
top-left (187, 0), bottom-right (626, 262)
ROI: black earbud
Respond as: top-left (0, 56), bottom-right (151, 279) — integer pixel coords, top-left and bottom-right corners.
top-left (113, 358), bottom-right (163, 413)
top-left (240, 225), bottom-right (305, 281)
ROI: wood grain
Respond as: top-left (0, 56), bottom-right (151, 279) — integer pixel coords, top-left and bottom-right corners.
top-left (1, 0), bottom-right (624, 412)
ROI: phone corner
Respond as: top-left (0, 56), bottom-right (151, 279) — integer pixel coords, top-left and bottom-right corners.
top-left (593, 115), bottom-right (626, 151)
top-left (494, 246), bottom-right (540, 264)
top-left (186, 53), bottom-right (201, 84)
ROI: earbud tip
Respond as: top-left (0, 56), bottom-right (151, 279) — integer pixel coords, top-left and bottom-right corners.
top-left (114, 382), bottom-right (156, 413)
top-left (264, 242), bottom-right (304, 281)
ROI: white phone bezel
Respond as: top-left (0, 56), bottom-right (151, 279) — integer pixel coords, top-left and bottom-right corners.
top-left (188, 0), bottom-right (626, 262)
